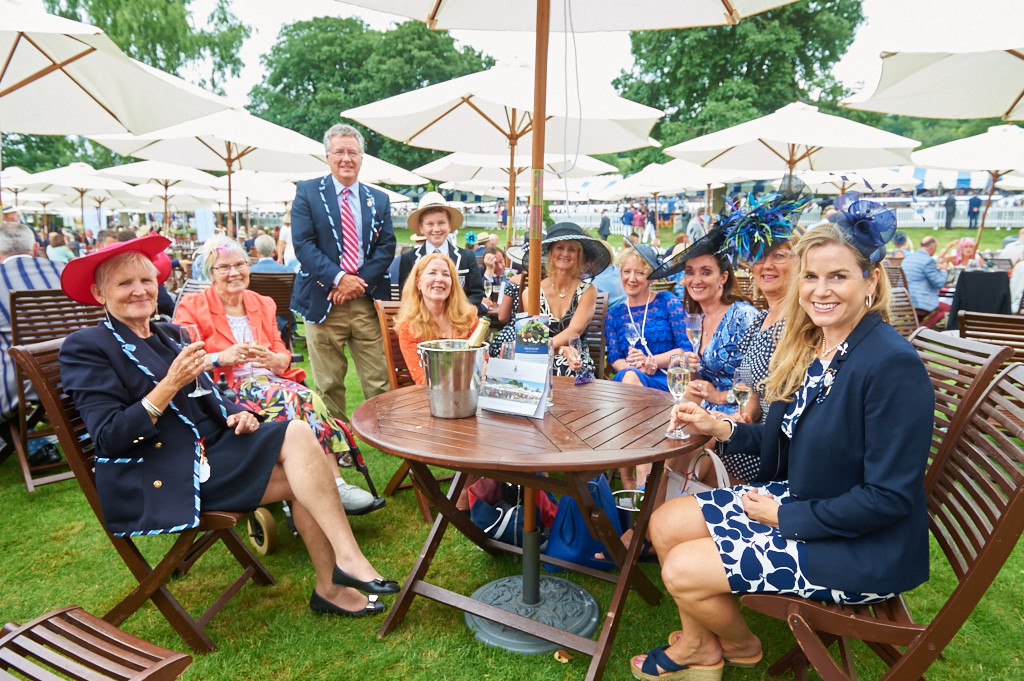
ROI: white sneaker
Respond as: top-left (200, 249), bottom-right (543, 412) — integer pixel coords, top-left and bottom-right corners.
top-left (336, 478), bottom-right (375, 514)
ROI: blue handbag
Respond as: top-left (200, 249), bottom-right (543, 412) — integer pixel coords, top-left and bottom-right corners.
top-left (543, 474), bottom-right (624, 573)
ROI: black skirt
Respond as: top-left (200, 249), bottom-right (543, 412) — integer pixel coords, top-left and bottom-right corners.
top-left (196, 416), bottom-right (288, 513)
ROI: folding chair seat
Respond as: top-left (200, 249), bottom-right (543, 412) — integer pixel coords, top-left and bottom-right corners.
top-left (10, 339), bottom-right (274, 654)
top-left (0, 605), bottom-right (192, 680)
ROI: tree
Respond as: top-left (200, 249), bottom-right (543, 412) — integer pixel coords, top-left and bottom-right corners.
top-left (249, 18), bottom-right (494, 173)
top-left (2, 0), bottom-right (250, 172)
top-left (613, 0), bottom-right (864, 173)
top-left (42, 0), bottom-right (249, 92)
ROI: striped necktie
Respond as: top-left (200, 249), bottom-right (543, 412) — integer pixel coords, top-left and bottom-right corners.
top-left (339, 187), bottom-right (359, 273)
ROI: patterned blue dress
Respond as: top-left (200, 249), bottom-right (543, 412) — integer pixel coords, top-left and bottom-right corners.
top-left (698, 301), bottom-right (758, 415)
top-left (605, 291), bottom-right (691, 391)
top-left (694, 358), bottom-right (894, 605)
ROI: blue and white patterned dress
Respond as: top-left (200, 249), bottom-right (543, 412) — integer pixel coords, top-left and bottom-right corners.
top-left (698, 301), bottom-right (757, 415)
top-left (694, 357), bottom-right (895, 605)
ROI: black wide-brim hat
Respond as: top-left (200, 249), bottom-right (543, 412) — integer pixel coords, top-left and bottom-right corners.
top-left (523, 222), bottom-right (610, 278)
top-left (648, 224), bottom-right (727, 280)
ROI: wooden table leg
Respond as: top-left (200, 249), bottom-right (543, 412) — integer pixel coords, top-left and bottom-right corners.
top-left (583, 461), bottom-right (665, 681)
top-left (378, 469), bottom-right (466, 638)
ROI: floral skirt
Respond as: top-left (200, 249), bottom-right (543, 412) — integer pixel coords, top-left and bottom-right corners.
top-left (694, 481), bottom-right (895, 604)
top-left (233, 374), bottom-right (346, 457)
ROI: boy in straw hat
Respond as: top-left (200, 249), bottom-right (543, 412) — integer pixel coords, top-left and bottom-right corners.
top-left (398, 192), bottom-right (489, 314)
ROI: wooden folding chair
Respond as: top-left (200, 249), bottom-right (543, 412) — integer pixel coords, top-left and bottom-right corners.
top-left (9, 339), bottom-right (275, 653)
top-left (741, 362), bottom-right (1024, 681)
top-left (586, 291), bottom-right (610, 380)
top-left (887, 286), bottom-right (919, 338)
top-left (6, 288), bottom-right (105, 492)
top-left (0, 606), bottom-right (192, 680)
top-left (248, 271), bottom-right (297, 350)
top-left (884, 261), bottom-right (908, 289)
top-left (957, 309), bottom-right (1024, 363)
top-left (373, 300), bottom-right (451, 522)
top-left (907, 328), bottom-right (1013, 482)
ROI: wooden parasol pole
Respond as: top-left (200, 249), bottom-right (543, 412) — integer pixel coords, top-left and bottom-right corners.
top-left (519, 0), bottom-right (550, 608)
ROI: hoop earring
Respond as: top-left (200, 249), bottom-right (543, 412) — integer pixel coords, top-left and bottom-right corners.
top-left (866, 294), bottom-right (873, 308)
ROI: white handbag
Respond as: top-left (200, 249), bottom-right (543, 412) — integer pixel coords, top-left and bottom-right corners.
top-left (664, 449), bottom-right (731, 501)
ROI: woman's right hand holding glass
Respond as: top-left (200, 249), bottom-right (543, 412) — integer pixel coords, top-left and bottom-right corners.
top-left (669, 401), bottom-right (732, 440)
top-left (168, 341), bottom-right (207, 390)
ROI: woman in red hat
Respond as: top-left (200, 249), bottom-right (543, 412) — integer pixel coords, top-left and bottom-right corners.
top-left (58, 235), bottom-right (399, 618)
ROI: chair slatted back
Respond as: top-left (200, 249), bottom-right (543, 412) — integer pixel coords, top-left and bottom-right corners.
top-left (957, 310), bottom-right (1024, 363)
top-left (908, 328), bottom-right (1013, 490)
top-left (0, 606), bottom-right (192, 681)
top-left (885, 262), bottom-right (909, 289)
top-left (988, 257), bottom-right (1013, 271)
top-left (171, 278), bottom-right (210, 317)
top-left (374, 300), bottom-right (415, 390)
top-left (740, 363), bottom-right (1024, 681)
top-left (9, 339), bottom-right (274, 653)
top-left (8, 289), bottom-right (105, 492)
top-left (889, 286), bottom-right (919, 338)
top-left (248, 271), bottom-right (297, 348)
top-left (587, 292), bottom-right (610, 380)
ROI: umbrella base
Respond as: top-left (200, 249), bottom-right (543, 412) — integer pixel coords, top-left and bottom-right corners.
top-left (464, 575), bottom-right (599, 654)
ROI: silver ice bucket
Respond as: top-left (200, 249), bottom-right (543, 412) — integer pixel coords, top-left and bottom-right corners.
top-left (417, 339), bottom-right (489, 418)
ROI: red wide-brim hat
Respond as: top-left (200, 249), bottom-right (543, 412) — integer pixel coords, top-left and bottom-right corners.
top-left (61, 234), bottom-right (173, 306)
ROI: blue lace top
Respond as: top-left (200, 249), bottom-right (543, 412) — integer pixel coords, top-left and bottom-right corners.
top-left (604, 291), bottom-right (691, 364)
top-left (698, 301), bottom-right (758, 415)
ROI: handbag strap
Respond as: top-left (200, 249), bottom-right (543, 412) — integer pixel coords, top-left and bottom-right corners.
top-left (686, 449), bottom-right (731, 488)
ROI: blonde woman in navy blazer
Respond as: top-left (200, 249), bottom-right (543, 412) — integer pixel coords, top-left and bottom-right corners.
top-left (59, 236), bottom-right (399, 619)
top-left (628, 207), bottom-right (933, 680)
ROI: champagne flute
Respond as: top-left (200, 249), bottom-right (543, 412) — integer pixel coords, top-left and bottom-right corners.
top-left (179, 324), bottom-right (211, 397)
top-left (684, 313), bottom-right (702, 366)
top-left (731, 366), bottom-right (752, 412)
top-left (238, 326), bottom-right (255, 378)
top-left (625, 322), bottom-right (641, 350)
top-left (568, 334), bottom-right (593, 385)
top-left (665, 354), bottom-right (690, 440)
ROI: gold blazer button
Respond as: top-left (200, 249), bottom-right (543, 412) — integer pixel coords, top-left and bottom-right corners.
top-left (153, 480), bottom-right (163, 488)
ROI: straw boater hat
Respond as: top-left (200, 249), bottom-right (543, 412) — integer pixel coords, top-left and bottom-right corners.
top-left (406, 191), bottom-right (464, 233)
top-left (524, 222), bottom-right (611, 278)
top-left (61, 234), bottom-right (172, 306)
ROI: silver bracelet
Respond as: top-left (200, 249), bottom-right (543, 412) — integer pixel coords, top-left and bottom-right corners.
top-left (720, 417), bottom-right (737, 443)
top-left (141, 397), bottom-right (163, 419)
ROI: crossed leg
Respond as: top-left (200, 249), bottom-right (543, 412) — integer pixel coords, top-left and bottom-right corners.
top-left (261, 421), bottom-right (389, 611)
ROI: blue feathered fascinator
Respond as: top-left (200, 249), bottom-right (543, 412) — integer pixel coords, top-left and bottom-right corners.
top-left (828, 192), bottom-right (897, 267)
top-left (718, 191), bottom-right (812, 265)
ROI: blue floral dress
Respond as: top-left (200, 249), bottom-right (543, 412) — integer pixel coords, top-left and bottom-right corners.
top-left (698, 301), bottom-right (757, 415)
top-left (605, 291), bottom-right (691, 391)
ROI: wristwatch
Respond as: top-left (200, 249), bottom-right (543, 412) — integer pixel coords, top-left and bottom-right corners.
top-left (209, 352), bottom-right (220, 368)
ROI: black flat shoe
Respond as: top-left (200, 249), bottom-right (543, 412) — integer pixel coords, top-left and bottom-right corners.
top-left (309, 590), bottom-right (384, 618)
top-left (332, 566), bottom-right (400, 595)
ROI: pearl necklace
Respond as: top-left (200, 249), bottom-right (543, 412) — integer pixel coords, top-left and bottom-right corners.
top-left (820, 336), bottom-right (848, 358)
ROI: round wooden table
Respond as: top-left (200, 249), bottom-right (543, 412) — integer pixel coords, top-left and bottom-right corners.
top-left (351, 376), bottom-right (706, 681)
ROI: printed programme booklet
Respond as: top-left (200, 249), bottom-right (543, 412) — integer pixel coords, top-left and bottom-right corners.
top-left (478, 357), bottom-right (550, 418)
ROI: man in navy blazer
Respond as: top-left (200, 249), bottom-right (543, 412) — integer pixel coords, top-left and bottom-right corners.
top-left (290, 124), bottom-right (396, 421)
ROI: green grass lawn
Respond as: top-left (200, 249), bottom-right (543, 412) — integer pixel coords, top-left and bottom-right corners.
top-left (1, 337), bottom-right (1022, 680)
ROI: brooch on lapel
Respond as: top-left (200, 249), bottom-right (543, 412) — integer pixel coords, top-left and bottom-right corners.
top-left (366, 197), bottom-right (372, 208)
top-left (817, 367), bottom-right (839, 403)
